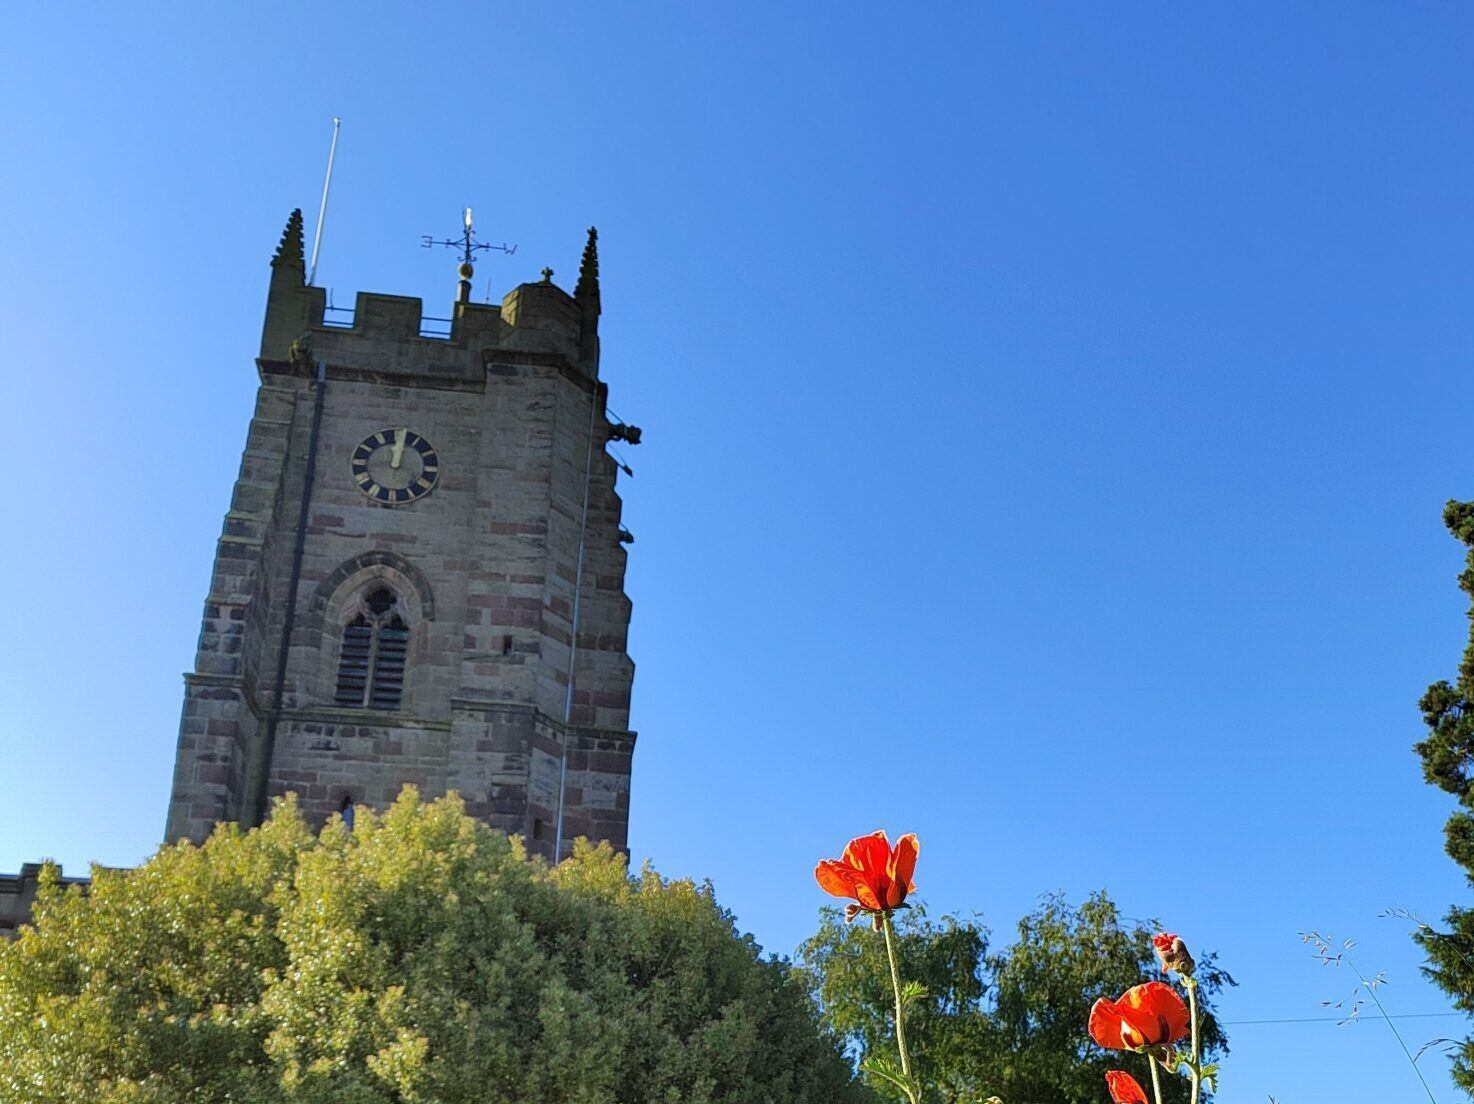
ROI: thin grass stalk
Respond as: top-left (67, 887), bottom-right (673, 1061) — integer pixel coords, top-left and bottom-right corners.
top-left (1347, 959), bottom-right (1438, 1104)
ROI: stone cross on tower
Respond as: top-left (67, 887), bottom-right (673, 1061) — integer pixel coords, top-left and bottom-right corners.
top-left (165, 213), bottom-right (638, 860)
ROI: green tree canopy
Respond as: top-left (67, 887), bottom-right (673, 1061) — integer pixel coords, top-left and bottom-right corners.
top-left (798, 892), bottom-right (1232, 1104)
top-left (0, 789), bottom-right (862, 1104)
top-left (1415, 496), bottom-right (1474, 1090)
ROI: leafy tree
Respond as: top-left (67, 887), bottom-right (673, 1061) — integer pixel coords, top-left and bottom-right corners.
top-left (0, 789), bottom-right (862, 1104)
top-left (798, 892), bottom-right (1232, 1104)
top-left (1415, 496), bottom-right (1474, 1090)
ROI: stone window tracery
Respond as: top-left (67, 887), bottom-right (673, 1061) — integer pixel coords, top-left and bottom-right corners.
top-left (333, 586), bottom-right (410, 710)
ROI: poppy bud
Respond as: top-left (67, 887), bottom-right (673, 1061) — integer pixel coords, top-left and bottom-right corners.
top-left (1152, 932), bottom-right (1195, 977)
top-left (1105, 1070), bottom-right (1149, 1103)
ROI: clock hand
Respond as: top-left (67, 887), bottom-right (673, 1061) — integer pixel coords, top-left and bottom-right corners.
top-left (391, 429), bottom-right (407, 470)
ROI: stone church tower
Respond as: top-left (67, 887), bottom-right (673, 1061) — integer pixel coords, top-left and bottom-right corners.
top-left (165, 211), bottom-right (638, 860)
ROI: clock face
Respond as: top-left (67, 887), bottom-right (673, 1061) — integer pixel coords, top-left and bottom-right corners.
top-left (351, 428), bottom-right (440, 505)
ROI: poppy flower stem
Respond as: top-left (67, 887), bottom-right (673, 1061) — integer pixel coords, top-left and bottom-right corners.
top-left (1184, 978), bottom-right (1202, 1104)
top-left (1146, 1050), bottom-right (1165, 1104)
top-left (881, 911), bottom-right (920, 1104)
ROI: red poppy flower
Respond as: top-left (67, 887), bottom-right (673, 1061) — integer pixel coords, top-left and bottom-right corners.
top-left (1088, 981), bottom-right (1189, 1050)
top-left (1105, 1070), bottom-right (1149, 1104)
top-left (814, 830), bottom-right (919, 913)
top-left (1152, 931), bottom-right (1196, 977)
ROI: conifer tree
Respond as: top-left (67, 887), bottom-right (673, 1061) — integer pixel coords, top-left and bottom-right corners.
top-left (1416, 497), bottom-right (1474, 1090)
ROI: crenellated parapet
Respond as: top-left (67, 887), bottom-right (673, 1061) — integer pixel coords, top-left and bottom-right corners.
top-left (259, 213), bottom-right (602, 383)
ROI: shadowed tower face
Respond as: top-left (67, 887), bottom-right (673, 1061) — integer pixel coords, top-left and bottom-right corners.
top-left (165, 213), bottom-right (637, 859)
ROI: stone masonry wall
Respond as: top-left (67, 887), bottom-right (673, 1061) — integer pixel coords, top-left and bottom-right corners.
top-left (165, 378), bottom-right (304, 841)
top-left (165, 223), bottom-right (637, 860)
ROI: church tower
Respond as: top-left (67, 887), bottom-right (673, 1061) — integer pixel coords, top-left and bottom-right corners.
top-left (165, 211), bottom-right (638, 860)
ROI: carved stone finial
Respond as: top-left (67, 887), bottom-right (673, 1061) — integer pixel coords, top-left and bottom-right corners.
top-left (541, 267), bottom-right (554, 283)
top-left (574, 226), bottom-right (600, 311)
top-left (273, 209), bottom-right (306, 273)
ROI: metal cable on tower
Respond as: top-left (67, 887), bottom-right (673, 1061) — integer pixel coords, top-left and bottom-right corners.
top-left (554, 379), bottom-right (601, 861)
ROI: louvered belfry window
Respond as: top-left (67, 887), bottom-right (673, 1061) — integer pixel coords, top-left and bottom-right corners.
top-left (334, 586), bottom-right (409, 710)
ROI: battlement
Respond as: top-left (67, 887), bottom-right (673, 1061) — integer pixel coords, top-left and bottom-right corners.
top-left (260, 211), bottom-right (602, 381)
top-left (0, 862), bottom-right (91, 940)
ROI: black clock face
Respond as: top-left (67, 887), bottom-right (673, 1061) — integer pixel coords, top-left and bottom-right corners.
top-left (351, 428), bottom-right (440, 505)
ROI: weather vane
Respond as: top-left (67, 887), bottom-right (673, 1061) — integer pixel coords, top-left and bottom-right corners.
top-left (421, 207), bottom-right (517, 303)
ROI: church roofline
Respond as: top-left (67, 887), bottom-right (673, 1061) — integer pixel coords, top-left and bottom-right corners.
top-left (260, 208), bottom-right (602, 377)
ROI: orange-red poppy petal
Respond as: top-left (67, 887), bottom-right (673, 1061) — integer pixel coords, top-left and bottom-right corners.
top-left (842, 831), bottom-right (891, 879)
top-left (815, 860), bottom-right (864, 902)
top-left (1088, 997), bottom-right (1124, 1050)
top-left (1120, 981), bottom-right (1189, 1046)
top-left (853, 880), bottom-right (883, 910)
top-left (1116, 1003), bottom-right (1159, 1047)
top-left (1105, 1070), bottom-right (1149, 1104)
top-left (1151, 932), bottom-right (1179, 957)
top-left (889, 833), bottom-right (919, 894)
top-left (814, 860), bottom-right (884, 910)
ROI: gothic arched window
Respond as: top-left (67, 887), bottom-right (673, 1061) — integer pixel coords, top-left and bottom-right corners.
top-left (334, 586), bottom-right (410, 710)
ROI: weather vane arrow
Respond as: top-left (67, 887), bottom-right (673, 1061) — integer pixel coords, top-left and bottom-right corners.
top-left (422, 207), bottom-right (517, 302)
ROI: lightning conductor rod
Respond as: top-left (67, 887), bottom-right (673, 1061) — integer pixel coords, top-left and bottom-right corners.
top-left (307, 116), bottom-right (341, 287)
top-left (554, 378), bottom-right (601, 862)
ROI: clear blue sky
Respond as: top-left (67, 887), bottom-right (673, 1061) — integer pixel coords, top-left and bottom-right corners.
top-left (2, 3), bottom-right (1471, 1100)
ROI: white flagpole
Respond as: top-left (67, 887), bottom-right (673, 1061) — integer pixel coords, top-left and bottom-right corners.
top-left (307, 117), bottom-right (341, 287)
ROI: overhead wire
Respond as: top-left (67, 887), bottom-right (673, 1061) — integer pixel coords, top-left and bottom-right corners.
top-left (1223, 1011), bottom-right (1461, 1026)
